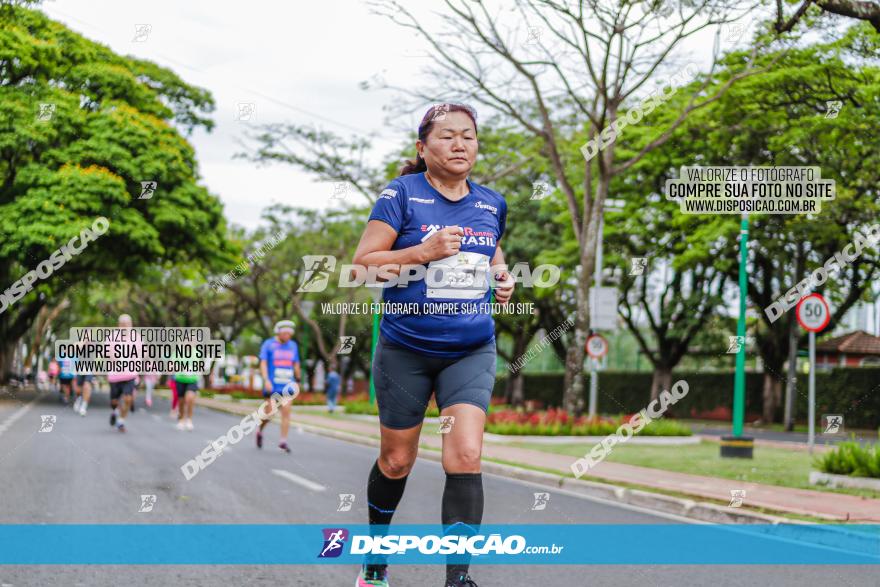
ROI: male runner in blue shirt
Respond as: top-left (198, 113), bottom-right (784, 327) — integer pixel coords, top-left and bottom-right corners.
top-left (258, 320), bottom-right (301, 453)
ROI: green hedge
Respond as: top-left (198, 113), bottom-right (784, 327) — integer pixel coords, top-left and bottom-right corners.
top-left (817, 441), bottom-right (880, 478)
top-left (493, 368), bottom-right (880, 428)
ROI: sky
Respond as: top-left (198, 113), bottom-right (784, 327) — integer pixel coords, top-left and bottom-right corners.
top-left (35, 2), bottom-right (880, 331)
top-left (41, 0), bottom-right (752, 230)
top-left (43, 0), bottom-right (434, 229)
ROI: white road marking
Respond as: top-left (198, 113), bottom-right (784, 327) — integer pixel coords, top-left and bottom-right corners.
top-left (271, 469), bottom-right (326, 492)
top-left (0, 398), bottom-right (37, 438)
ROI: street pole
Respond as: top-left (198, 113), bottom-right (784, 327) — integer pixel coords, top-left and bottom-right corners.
top-left (299, 301), bottom-right (315, 392)
top-left (588, 215), bottom-right (604, 419)
top-left (721, 214), bottom-right (753, 458)
top-left (808, 330), bottom-right (816, 454)
top-left (369, 287), bottom-right (382, 405)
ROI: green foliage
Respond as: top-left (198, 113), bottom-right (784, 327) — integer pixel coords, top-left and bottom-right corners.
top-left (344, 401), bottom-right (441, 418)
top-left (0, 5), bottom-right (229, 348)
top-left (816, 441), bottom-right (880, 478)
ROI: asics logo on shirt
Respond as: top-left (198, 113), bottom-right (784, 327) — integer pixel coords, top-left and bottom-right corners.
top-left (379, 189), bottom-right (397, 199)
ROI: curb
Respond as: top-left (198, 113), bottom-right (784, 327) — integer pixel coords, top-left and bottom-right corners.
top-left (810, 470), bottom-right (880, 491)
top-left (346, 414), bottom-right (700, 445)
top-left (193, 396), bottom-right (877, 556)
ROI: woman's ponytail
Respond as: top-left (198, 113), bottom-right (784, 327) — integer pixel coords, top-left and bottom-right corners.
top-left (399, 154), bottom-right (428, 176)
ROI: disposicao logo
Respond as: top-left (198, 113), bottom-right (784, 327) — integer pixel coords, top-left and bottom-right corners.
top-left (318, 528), bottom-right (349, 558)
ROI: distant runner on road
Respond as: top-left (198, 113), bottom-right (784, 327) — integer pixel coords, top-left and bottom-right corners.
top-left (57, 356), bottom-right (75, 406)
top-left (257, 320), bottom-right (300, 453)
top-left (107, 314), bottom-right (139, 433)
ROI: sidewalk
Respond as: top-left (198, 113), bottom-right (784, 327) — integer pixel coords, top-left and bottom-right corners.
top-left (194, 396), bottom-right (880, 523)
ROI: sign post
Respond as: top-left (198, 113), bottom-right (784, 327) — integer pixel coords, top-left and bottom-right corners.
top-left (369, 287), bottom-right (383, 406)
top-left (585, 334), bottom-right (609, 416)
top-left (796, 293), bottom-right (830, 454)
top-left (721, 215), bottom-right (753, 459)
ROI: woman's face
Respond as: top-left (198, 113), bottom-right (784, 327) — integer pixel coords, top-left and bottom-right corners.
top-left (418, 110), bottom-right (478, 178)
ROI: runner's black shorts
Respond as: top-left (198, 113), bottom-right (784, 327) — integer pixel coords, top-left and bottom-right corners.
top-left (75, 375), bottom-right (94, 386)
top-left (59, 377), bottom-right (74, 390)
top-left (109, 379), bottom-right (136, 401)
top-left (176, 382), bottom-right (198, 394)
top-left (372, 334), bottom-right (496, 430)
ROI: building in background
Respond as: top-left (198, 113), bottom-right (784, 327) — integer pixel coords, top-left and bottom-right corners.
top-left (815, 330), bottom-right (880, 369)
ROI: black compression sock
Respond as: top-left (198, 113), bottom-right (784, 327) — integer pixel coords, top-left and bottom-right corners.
top-left (367, 459), bottom-right (409, 525)
top-left (442, 472), bottom-right (484, 583)
top-left (366, 459), bottom-right (409, 570)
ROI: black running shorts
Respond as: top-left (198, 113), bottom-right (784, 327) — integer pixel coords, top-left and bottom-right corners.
top-left (372, 334), bottom-right (496, 430)
top-left (109, 379), bottom-right (136, 401)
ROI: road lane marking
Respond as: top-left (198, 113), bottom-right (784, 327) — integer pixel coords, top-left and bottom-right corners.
top-left (0, 398), bottom-right (36, 438)
top-left (271, 469), bottom-right (326, 492)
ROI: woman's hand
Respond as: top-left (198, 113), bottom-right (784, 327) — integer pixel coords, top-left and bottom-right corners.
top-left (492, 265), bottom-right (514, 304)
top-left (418, 226), bottom-right (464, 263)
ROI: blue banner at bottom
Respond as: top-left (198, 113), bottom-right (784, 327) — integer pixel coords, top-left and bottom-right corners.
top-left (1, 524), bottom-right (877, 565)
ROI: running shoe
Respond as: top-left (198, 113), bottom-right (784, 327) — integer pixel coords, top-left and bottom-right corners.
top-left (117, 423), bottom-right (126, 433)
top-left (110, 411), bottom-right (117, 427)
top-left (176, 420), bottom-right (186, 431)
top-left (279, 441), bottom-right (291, 453)
top-left (73, 396), bottom-right (82, 412)
top-left (79, 405), bottom-right (87, 417)
top-left (256, 430), bottom-right (263, 449)
top-left (445, 575), bottom-right (478, 587)
top-left (146, 397), bottom-right (153, 408)
top-left (356, 565), bottom-right (389, 586)
top-left (185, 419), bottom-right (194, 431)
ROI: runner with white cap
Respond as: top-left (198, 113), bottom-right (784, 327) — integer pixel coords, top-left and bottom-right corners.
top-left (256, 319), bottom-right (301, 453)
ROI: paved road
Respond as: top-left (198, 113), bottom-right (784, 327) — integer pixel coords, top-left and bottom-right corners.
top-left (0, 387), bottom-right (875, 587)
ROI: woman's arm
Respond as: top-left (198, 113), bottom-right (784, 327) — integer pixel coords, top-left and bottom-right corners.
top-left (491, 243), bottom-right (514, 304)
top-left (352, 220), bottom-right (465, 273)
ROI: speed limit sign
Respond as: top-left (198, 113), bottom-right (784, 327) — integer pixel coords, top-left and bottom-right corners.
top-left (796, 292), bottom-right (830, 455)
top-left (796, 294), bottom-right (830, 333)
top-left (585, 334), bottom-right (609, 359)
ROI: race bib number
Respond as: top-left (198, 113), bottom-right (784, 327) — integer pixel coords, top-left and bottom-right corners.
top-left (272, 367), bottom-right (293, 384)
top-left (426, 252), bottom-right (491, 300)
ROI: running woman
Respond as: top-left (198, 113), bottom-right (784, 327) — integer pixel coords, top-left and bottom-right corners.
top-left (73, 371), bottom-right (94, 416)
top-left (169, 377), bottom-right (179, 419)
top-left (257, 320), bottom-right (301, 453)
top-left (107, 314), bottom-right (139, 433)
top-left (325, 361), bottom-right (341, 414)
top-left (47, 359), bottom-right (59, 394)
top-left (57, 356), bottom-right (76, 406)
top-left (174, 371), bottom-right (198, 431)
top-left (143, 372), bottom-right (159, 408)
top-left (351, 104), bottom-right (514, 587)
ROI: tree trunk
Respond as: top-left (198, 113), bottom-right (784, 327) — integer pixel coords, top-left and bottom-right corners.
top-left (783, 242), bottom-right (804, 431)
top-left (505, 330), bottom-right (529, 406)
top-left (0, 341), bottom-right (15, 384)
top-left (562, 304), bottom-right (588, 414)
top-left (511, 371), bottom-right (525, 407)
top-left (783, 314), bottom-right (799, 431)
top-left (563, 163), bottom-right (610, 415)
top-left (762, 371), bottom-right (783, 424)
top-left (650, 366), bottom-right (673, 402)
